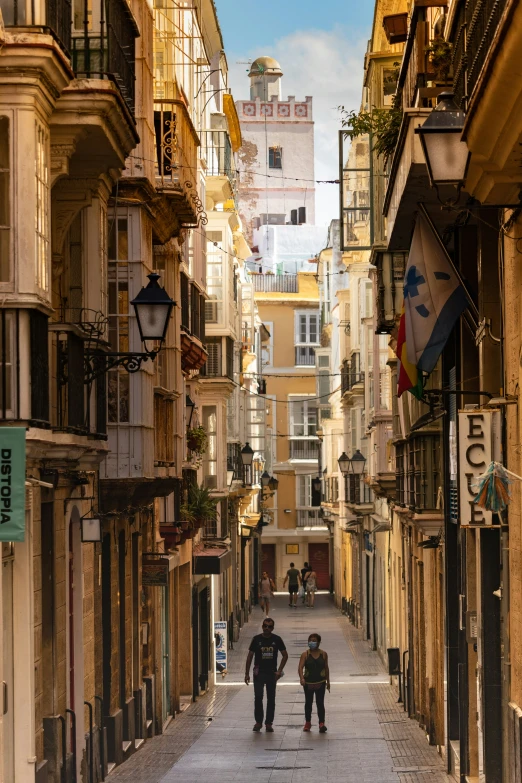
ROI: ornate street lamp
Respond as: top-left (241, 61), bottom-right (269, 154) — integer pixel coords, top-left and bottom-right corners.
top-left (338, 452), bottom-right (351, 476)
top-left (85, 273), bottom-right (175, 381)
top-left (261, 471), bottom-right (271, 488)
top-left (185, 394), bottom-right (196, 428)
top-left (132, 273), bottom-right (175, 343)
top-left (268, 476), bottom-right (279, 492)
top-left (414, 92), bottom-right (470, 201)
top-left (241, 443), bottom-right (254, 467)
top-left (350, 449), bottom-right (367, 476)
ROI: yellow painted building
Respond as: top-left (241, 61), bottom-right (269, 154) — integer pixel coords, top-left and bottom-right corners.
top-left (253, 272), bottom-right (331, 591)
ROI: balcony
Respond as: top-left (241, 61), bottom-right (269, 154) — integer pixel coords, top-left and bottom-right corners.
top-left (200, 337), bottom-right (234, 380)
top-left (345, 475), bottom-right (373, 508)
top-left (295, 346), bottom-right (316, 366)
top-left (297, 509), bottom-right (326, 528)
top-left (200, 130), bottom-right (235, 207)
top-left (180, 276), bottom-right (207, 372)
top-left (70, 0), bottom-right (139, 115)
top-left (2, 0), bottom-right (72, 51)
top-left (154, 392), bottom-right (174, 467)
top-left (154, 100), bottom-right (202, 226)
top-left (252, 274), bottom-right (298, 293)
top-left (395, 434), bottom-right (441, 512)
top-left (341, 354), bottom-right (364, 397)
top-left (289, 439), bottom-right (320, 461)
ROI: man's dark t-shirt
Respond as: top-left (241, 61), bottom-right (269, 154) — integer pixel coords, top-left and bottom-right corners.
top-left (249, 633), bottom-right (286, 674)
top-left (301, 567), bottom-right (309, 585)
top-left (287, 567), bottom-right (300, 586)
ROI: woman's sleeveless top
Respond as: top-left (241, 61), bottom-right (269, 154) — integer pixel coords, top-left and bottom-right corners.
top-left (303, 652), bottom-right (326, 683)
top-left (307, 574), bottom-right (316, 590)
top-left (260, 577), bottom-right (272, 596)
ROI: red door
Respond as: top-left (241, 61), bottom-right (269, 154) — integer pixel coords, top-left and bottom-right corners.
top-left (308, 543), bottom-right (330, 590)
top-left (262, 544), bottom-right (276, 584)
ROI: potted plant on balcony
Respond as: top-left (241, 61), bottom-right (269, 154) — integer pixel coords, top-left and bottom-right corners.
top-left (425, 39), bottom-right (453, 83)
top-left (187, 425), bottom-right (208, 454)
top-left (340, 91), bottom-right (403, 166)
top-left (181, 484), bottom-right (218, 534)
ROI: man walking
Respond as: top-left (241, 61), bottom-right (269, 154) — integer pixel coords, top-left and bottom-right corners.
top-left (245, 617), bottom-right (288, 732)
top-left (283, 562), bottom-right (301, 607)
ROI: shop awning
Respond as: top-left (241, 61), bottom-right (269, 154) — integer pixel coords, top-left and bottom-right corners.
top-left (193, 546), bottom-right (232, 575)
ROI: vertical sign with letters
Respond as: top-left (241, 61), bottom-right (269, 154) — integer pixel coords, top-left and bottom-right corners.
top-left (0, 427), bottom-right (26, 541)
top-left (458, 410), bottom-right (501, 526)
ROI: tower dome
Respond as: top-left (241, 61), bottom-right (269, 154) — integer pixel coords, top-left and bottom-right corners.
top-left (249, 57), bottom-right (283, 78)
top-left (248, 57), bottom-right (283, 101)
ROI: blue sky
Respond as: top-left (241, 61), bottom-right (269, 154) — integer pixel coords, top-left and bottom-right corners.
top-left (215, 0), bottom-right (375, 225)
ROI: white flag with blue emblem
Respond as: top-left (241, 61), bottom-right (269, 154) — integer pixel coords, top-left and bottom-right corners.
top-left (404, 213), bottom-right (468, 373)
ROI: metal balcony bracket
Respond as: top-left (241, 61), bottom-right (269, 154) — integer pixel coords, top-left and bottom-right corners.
top-left (84, 350), bottom-right (158, 384)
top-left (475, 317), bottom-right (501, 347)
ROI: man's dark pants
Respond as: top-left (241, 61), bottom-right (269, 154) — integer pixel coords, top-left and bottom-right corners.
top-left (254, 672), bottom-right (277, 724)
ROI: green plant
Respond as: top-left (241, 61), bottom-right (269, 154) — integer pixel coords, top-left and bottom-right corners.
top-left (186, 425), bottom-right (208, 454)
top-left (340, 93), bottom-right (403, 166)
top-left (425, 39), bottom-right (453, 82)
top-left (181, 484), bottom-right (218, 528)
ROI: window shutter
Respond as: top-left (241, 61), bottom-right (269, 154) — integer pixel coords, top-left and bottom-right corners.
top-left (205, 341), bottom-right (221, 376)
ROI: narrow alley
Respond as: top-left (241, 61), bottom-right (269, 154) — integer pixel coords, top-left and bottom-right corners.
top-left (109, 597), bottom-right (452, 783)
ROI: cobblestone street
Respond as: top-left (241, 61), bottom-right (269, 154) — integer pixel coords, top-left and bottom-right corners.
top-left (110, 596), bottom-right (453, 783)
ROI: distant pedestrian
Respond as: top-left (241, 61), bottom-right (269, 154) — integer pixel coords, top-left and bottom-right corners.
top-left (258, 571), bottom-right (275, 616)
top-left (283, 562), bottom-right (301, 607)
top-left (300, 561), bottom-right (310, 604)
top-left (298, 632), bottom-right (330, 733)
top-left (305, 567), bottom-right (317, 607)
top-left (245, 617), bottom-right (288, 732)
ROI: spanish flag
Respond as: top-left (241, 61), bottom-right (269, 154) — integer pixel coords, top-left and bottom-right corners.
top-left (396, 303), bottom-right (423, 399)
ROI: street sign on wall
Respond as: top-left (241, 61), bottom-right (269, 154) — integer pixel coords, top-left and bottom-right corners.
top-left (0, 427), bottom-right (26, 542)
top-left (458, 409), bottom-right (501, 526)
top-left (142, 557), bottom-right (169, 586)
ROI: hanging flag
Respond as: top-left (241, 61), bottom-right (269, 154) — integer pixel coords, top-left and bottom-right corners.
top-left (404, 213), bottom-right (469, 373)
top-left (396, 302), bottom-right (423, 399)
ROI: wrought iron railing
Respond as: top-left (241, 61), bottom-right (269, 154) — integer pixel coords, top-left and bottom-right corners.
top-left (71, 0), bottom-right (138, 115)
top-left (341, 354), bottom-right (364, 394)
top-left (252, 274), bottom-right (298, 293)
top-left (289, 439), bottom-right (320, 460)
top-left (295, 346), bottom-right (316, 366)
top-left (297, 509), bottom-right (324, 527)
top-left (227, 442), bottom-right (242, 483)
top-left (1, 0), bottom-right (72, 51)
top-left (453, 0), bottom-right (506, 109)
top-left (154, 99), bottom-right (202, 224)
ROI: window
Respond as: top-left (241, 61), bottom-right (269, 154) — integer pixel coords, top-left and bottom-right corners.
top-left (202, 406), bottom-right (218, 488)
top-left (0, 117), bottom-right (10, 282)
top-left (290, 396), bottom-right (318, 438)
top-left (0, 310), bottom-right (14, 418)
top-left (261, 321), bottom-right (273, 367)
top-left (297, 475), bottom-right (313, 507)
top-left (206, 231), bottom-right (223, 324)
top-left (108, 217), bottom-right (130, 423)
top-left (295, 311), bottom-right (319, 365)
top-left (35, 123), bottom-right (50, 291)
top-left (268, 146), bottom-right (282, 169)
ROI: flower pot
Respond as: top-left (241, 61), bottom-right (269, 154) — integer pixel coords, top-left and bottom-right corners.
top-left (382, 13), bottom-right (408, 44)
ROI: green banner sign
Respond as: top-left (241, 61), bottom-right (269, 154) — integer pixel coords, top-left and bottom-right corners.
top-left (0, 428), bottom-right (26, 542)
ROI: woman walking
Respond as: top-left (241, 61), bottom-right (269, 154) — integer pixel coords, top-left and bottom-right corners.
top-left (258, 571), bottom-right (275, 616)
top-left (298, 633), bottom-right (330, 732)
top-left (305, 567), bottom-right (317, 607)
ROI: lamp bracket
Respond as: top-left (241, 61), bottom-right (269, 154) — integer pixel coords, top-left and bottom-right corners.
top-left (475, 317), bottom-right (501, 346)
top-left (84, 349), bottom-right (158, 384)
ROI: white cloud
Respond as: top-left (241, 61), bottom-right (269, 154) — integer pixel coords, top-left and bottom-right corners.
top-left (228, 26), bottom-right (368, 226)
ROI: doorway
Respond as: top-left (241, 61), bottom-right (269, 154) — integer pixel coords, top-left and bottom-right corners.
top-left (261, 544), bottom-right (276, 584)
top-left (160, 584), bottom-right (170, 725)
top-left (102, 534), bottom-right (112, 716)
top-left (2, 548), bottom-right (14, 782)
top-left (308, 543), bottom-right (330, 589)
top-left (68, 507), bottom-right (84, 779)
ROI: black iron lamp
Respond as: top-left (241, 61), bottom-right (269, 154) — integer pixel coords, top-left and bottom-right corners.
top-left (185, 394), bottom-right (196, 428)
top-left (240, 525), bottom-right (253, 539)
top-left (415, 92), bottom-right (470, 203)
top-left (350, 449), bottom-right (367, 476)
top-left (85, 273), bottom-right (176, 382)
top-left (132, 273), bottom-right (175, 343)
top-left (268, 476), bottom-right (279, 492)
top-left (261, 470), bottom-right (271, 488)
top-left (241, 443), bottom-right (254, 467)
top-left (338, 452), bottom-right (351, 476)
